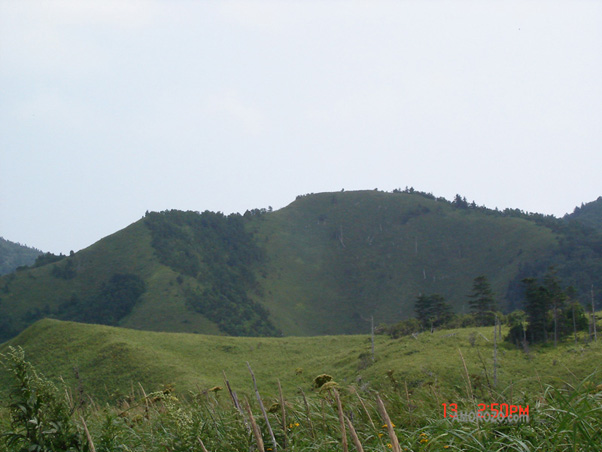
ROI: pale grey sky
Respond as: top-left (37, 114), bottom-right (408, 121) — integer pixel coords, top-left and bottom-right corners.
top-left (1, 1), bottom-right (601, 254)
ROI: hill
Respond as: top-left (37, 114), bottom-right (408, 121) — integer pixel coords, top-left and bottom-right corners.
top-left (1, 190), bottom-right (601, 341)
top-left (1, 318), bottom-right (601, 403)
top-left (0, 237), bottom-right (42, 276)
top-left (565, 196), bottom-right (602, 231)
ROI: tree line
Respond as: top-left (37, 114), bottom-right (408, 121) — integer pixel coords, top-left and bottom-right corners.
top-left (380, 271), bottom-right (594, 347)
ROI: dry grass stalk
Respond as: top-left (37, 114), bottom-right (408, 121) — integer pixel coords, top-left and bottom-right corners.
top-left (244, 398), bottom-right (265, 452)
top-left (376, 395), bottom-right (401, 452)
top-left (332, 388), bottom-right (349, 452)
top-left (138, 382), bottom-right (150, 418)
top-left (223, 370), bottom-right (250, 433)
top-left (247, 361), bottom-right (278, 451)
top-left (222, 371), bottom-right (242, 413)
top-left (351, 387), bottom-right (376, 431)
top-left (458, 348), bottom-right (474, 400)
top-left (197, 437), bottom-right (209, 452)
top-left (278, 379), bottom-right (287, 449)
top-left (458, 348), bottom-right (479, 427)
top-left (80, 416), bottom-right (96, 452)
top-left (299, 388), bottom-right (316, 439)
top-left (345, 415), bottom-right (365, 452)
top-left (404, 380), bottom-right (413, 416)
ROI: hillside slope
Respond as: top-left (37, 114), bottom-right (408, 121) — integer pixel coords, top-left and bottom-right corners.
top-left (565, 196), bottom-right (602, 231)
top-left (1, 319), bottom-right (601, 403)
top-left (0, 237), bottom-right (42, 276)
top-left (2, 190), bottom-right (601, 341)
top-left (253, 190), bottom-right (557, 334)
top-left (0, 220), bottom-right (221, 341)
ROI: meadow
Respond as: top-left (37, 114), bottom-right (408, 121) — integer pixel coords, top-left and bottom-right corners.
top-left (1, 319), bottom-right (602, 451)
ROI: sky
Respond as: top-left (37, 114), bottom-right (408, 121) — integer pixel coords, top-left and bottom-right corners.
top-left (1, 1), bottom-right (601, 254)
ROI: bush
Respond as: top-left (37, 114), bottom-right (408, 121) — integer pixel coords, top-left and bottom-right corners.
top-left (1, 346), bottom-right (83, 451)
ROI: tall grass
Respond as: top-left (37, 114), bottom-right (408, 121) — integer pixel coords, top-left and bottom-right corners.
top-left (1, 346), bottom-right (601, 451)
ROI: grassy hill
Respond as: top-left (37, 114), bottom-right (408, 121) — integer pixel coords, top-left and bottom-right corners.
top-left (1, 318), bottom-right (601, 404)
top-left (0, 220), bottom-right (220, 341)
top-left (254, 190), bottom-right (558, 335)
top-left (2, 190), bottom-right (602, 341)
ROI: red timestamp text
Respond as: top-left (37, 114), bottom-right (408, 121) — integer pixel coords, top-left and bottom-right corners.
top-left (442, 403), bottom-right (530, 418)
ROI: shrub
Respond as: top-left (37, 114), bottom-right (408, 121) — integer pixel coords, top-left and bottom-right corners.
top-left (0, 346), bottom-right (83, 451)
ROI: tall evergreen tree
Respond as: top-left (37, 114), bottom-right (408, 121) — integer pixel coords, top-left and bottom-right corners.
top-left (523, 277), bottom-right (550, 343)
top-left (414, 294), bottom-right (452, 330)
top-left (468, 275), bottom-right (496, 326)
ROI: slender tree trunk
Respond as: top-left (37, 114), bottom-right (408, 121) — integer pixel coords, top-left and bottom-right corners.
top-left (553, 305), bottom-right (558, 347)
top-left (522, 323), bottom-right (529, 354)
top-left (493, 315), bottom-right (498, 388)
top-left (370, 315), bottom-right (375, 362)
top-left (572, 303), bottom-right (578, 345)
top-left (591, 285), bottom-right (597, 341)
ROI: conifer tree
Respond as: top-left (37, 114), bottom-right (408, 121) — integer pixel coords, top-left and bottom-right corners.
top-left (468, 275), bottom-right (496, 326)
top-left (414, 294), bottom-right (452, 330)
top-left (523, 278), bottom-right (550, 343)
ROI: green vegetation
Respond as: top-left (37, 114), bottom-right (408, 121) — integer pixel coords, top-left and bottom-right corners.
top-left (254, 190), bottom-right (560, 336)
top-left (414, 294), bottom-right (452, 330)
top-left (0, 237), bottom-right (42, 276)
top-left (145, 210), bottom-right (278, 337)
top-left (565, 196), bottom-right (602, 230)
top-left (467, 275), bottom-right (496, 326)
top-left (2, 318), bottom-right (602, 403)
top-left (1, 320), bottom-right (602, 451)
top-left (1, 347), bottom-right (82, 451)
top-left (1, 190), bottom-right (602, 342)
top-left (518, 271), bottom-right (591, 345)
top-left (57, 273), bottom-right (147, 325)
top-left (0, 220), bottom-right (220, 342)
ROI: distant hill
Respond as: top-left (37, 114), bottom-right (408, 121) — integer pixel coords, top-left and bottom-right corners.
top-left (1, 190), bottom-right (601, 342)
top-left (0, 237), bottom-right (42, 276)
top-left (564, 196), bottom-right (602, 231)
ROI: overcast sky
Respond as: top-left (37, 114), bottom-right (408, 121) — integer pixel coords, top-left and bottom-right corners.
top-left (1, 1), bottom-right (601, 254)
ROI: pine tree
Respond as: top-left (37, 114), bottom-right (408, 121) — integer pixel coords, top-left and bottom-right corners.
top-left (523, 278), bottom-right (550, 343)
top-left (414, 294), bottom-right (452, 330)
top-left (468, 275), bottom-right (496, 326)
top-left (414, 294), bottom-right (432, 328)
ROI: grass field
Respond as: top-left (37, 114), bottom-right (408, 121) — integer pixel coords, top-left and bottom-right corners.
top-left (2, 318), bottom-right (601, 403)
top-left (1, 319), bottom-right (602, 451)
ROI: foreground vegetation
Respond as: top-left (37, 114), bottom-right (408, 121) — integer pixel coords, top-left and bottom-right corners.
top-left (1, 344), bottom-right (601, 452)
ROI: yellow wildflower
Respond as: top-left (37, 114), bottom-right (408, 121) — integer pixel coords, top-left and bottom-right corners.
top-left (378, 433), bottom-right (384, 438)
top-left (387, 444), bottom-right (393, 449)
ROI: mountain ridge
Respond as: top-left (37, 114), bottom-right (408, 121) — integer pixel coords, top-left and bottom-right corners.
top-left (1, 189), bottom-right (601, 341)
